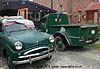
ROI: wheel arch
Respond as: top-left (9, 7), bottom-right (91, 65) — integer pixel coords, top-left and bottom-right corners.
top-left (3, 49), bottom-right (7, 58)
top-left (53, 32), bottom-right (70, 46)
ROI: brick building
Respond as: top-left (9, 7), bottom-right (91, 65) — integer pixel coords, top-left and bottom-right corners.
top-left (32, 0), bottom-right (98, 13)
top-left (32, 0), bottom-right (99, 23)
top-left (0, 0), bottom-right (99, 23)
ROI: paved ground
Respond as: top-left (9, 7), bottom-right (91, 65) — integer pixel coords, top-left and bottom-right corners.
top-left (0, 57), bottom-right (3, 69)
top-left (1, 46), bottom-right (100, 69)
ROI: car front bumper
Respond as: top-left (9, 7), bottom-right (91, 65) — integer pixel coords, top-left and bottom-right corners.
top-left (13, 53), bottom-right (52, 65)
top-left (12, 47), bottom-right (54, 65)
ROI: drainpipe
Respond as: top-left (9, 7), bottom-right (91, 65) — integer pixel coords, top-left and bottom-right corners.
top-left (51, 0), bottom-right (53, 9)
top-left (68, 0), bottom-right (72, 24)
top-left (69, 0), bottom-right (72, 14)
top-left (98, 9), bottom-right (100, 32)
top-left (98, 9), bottom-right (100, 24)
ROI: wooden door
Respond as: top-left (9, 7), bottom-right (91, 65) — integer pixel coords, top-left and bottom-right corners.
top-left (18, 8), bottom-right (28, 19)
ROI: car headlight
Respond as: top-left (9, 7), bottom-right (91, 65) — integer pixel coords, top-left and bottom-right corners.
top-left (14, 41), bottom-right (23, 50)
top-left (49, 36), bottom-right (54, 43)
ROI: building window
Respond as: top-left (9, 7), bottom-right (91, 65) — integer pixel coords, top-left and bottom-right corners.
top-left (29, 12), bottom-right (41, 21)
top-left (78, 11), bottom-right (81, 22)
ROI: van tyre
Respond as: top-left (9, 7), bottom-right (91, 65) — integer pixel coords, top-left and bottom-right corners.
top-left (6, 53), bottom-right (16, 69)
top-left (54, 36), bottom-right (66, 51)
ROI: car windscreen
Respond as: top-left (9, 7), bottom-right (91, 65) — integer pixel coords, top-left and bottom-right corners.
top-left (3, 21), bottom-right (31, 33)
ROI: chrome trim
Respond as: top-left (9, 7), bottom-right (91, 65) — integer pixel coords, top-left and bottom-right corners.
top-left (19, 50), bottom-right (48, 59)
top-left (85, 40), bottom-right (92, 43)
top-left (24, 47), bottom-right (49, 55)
top-left (19, 53), bottom-right (40, 59)
top-left (13, 54), bottom-right (51, 65)
top-left (12, 47), bottom-right (54, 65)
top-left (81, 25), bottom-right (97, 28)
top-left (81, 26), bottom-right (87, 28)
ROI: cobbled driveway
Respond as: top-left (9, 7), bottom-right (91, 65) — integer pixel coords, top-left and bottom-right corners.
top-left (3, 46), bottom-right (100, 69)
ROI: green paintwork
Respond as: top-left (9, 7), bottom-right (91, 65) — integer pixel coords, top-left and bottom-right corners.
top-left (41, 13), bottom-right (99, 47)
top-left (0, 20), bottom-right (53, 61)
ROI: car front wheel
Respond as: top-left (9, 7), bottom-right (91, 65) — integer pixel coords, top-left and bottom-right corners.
top-left (45, 55), bottom-right (52, 60)
top-left (6, 53), bottom-right (16, 69)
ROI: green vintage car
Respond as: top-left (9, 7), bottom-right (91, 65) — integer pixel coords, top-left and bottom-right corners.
top-left (0, 17), bottom-right (54, 69)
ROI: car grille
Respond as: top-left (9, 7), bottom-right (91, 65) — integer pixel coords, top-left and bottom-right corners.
top-left (25, 47), bottom-right (48, 55)
top-left (18, 47), bottom-right (49, 61)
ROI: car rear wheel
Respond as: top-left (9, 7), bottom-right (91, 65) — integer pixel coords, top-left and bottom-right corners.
top-left (54, 36), bottom-right (66, 51)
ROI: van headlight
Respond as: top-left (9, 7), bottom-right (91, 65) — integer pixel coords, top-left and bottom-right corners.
top-left (14, 41), bottom-right (23, 50)
top-left (91, 30), bottom-right (95, 34)
top-left (49, 36), bottom-right (54, 43)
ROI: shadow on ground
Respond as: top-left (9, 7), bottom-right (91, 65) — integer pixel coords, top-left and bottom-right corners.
top-left (16, 59), bottom-right (50, 69)
top-left (59, 46), bottom-right (92, 52)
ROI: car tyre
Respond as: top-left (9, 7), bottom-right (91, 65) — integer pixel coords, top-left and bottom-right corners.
top-left (45, 55), bottom-right (52, 60)
top-left (6, 53), bottom-right (16, 69)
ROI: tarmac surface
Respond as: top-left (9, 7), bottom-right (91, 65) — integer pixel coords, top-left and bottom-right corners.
top-left (0, 57), bottom-right (3, 69)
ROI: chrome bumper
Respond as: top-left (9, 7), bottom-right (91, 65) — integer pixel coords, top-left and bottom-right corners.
top-left (13, 54), bottom-right (51, 65)
top-left (12, 47), bottom-right (54, 65)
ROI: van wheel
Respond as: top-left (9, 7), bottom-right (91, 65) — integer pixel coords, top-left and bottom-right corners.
top-left (54, 36), bottom-right (66, 51)
top-left (6, 53), bottom-right (16, 69)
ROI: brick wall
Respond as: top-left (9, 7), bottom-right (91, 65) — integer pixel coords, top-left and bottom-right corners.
top-left (0, 0), bottom-right (99, 14)
top-left (32, 0), bottom-right (98, 14)
top-left (72, 0), bottom-right (98, 14)
top-left (33, 0), bottom-right (69, 13)
top-left (33, 0), bottom-right (51, 8)
top-left (32, 0), bottom-right (99, 23)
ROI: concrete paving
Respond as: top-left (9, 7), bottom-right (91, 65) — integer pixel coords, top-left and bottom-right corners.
top-left (6, 47), bottom-right (100, 69)
top-left (1, 46), bottom-right (100, 69)
top-left (0, 57), bottom-right (3, 69)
